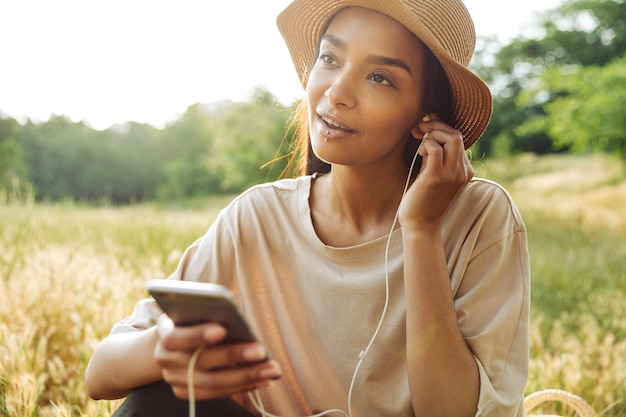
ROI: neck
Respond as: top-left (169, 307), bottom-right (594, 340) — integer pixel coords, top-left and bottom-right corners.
top-left (310, 165), bottom-right (410, 246)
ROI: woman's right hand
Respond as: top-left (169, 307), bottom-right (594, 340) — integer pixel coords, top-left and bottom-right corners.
top-left (153, 314), bottom-right (282, 400)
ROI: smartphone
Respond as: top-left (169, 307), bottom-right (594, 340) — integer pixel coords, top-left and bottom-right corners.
top-left (146, 279), bottom-right (258, 344)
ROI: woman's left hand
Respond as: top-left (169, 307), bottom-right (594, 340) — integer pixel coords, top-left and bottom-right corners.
top-left (398, 113), bottom-right (474, 233)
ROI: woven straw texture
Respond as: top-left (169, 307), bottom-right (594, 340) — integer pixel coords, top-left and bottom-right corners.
top-left (524, 389), bottom-right (599, 417)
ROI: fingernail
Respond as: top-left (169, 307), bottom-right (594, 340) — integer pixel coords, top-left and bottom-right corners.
top-left (259, 364), bottom-right (281, 380)
top-left (204, 324), bottom-right (227, 341)
top-left (243, 345), bottom-right (267, 362)
top-left (422, 114), bottom-right (431, 122)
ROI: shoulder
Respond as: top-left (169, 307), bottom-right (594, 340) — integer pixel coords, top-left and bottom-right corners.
top-left (211, 176), bottom-right (312, 234)
top-left (227, 176), bottom-right (311, 211)
top-left (442, 177), bottom-right (526, 252)
top-left (242, 176), bottom-right (309, 197)
top-left (455, 177), bottom-right (526, 232)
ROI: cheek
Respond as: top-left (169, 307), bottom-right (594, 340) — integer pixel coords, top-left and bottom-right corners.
top-left (305, 97), bottom-right (319, 139)
top-left (305, 72), bottom-right (324, 108)
top-left (305, 78), bottom-right (325, 136)
top-left (367, 106), bottom-right (417, 140)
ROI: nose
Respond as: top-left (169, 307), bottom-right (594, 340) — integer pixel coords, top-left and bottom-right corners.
top-left (324, 68), bottom-right (357, 108)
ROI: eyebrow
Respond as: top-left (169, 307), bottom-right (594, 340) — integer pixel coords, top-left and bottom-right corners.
top-left (320, 34), bottom-right (413, 75)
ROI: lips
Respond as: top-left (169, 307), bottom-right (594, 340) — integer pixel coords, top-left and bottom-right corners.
top-left (318, 113), bottom-right (356, 139)
top-left (322, 116), bottom-right (347, 130)
top-left (322, 115), bottom-right (353, 132)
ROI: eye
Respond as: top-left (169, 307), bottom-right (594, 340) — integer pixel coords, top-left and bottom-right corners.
top-left (369, 72), bottom-right (394, 87)
top-left (318, 52), bottom-right (338, 66)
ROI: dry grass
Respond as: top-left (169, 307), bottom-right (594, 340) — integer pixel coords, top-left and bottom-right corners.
top-left (1, 155), bottom-right (625, 416)
top-left (479, 154), bottom-right (626, 416)
top-left (0, 202), bottom-right (227, 416)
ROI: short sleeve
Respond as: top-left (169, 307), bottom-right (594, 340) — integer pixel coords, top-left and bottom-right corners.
top-left (450, 182), bottom-right (530, 416)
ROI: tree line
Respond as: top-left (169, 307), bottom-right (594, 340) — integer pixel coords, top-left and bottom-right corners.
top-left (0, 89), bottom-right (293, 204)
top-left (1, 0), bottom-right (624, 204)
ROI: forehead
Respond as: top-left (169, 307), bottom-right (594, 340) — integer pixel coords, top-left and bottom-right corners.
top-left (323, 7), bottom-right (425, 61)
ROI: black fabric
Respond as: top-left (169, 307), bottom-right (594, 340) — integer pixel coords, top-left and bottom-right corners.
top-left (111, 380), bottom-right (256, 417)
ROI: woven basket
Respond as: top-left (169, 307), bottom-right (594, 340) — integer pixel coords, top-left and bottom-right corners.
top-left (524, 389), bottom-right (599, 417)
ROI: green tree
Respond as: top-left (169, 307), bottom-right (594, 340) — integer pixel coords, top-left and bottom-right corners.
top-left (0, 116), bottom-right (27, 195)
top-left (157, 102), bottom-right (223, 199)
top-left (207, 88), bottom-right (292, 192)
top-left (516, 54), bottom-right (626, 158)
top-left (96, 122), bottom-right (166, 203)
top-left (12, 87), bottom-right (294, 203)
top-left (18, 116), bottom-right (166, 203)
top-left (475, 0), bottom-right (626, 155)
top-left (19, 116), bottom-right (92, 200)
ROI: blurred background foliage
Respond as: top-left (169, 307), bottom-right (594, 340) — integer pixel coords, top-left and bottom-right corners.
top-left (1, 0), bottom-right (625, 204)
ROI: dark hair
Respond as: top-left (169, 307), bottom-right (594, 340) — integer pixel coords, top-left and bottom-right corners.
top-left (285, 46), bottom-right (454, 177)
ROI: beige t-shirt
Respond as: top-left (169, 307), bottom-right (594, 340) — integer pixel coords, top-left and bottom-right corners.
top-left (111, 175), bottom-right (530, 417)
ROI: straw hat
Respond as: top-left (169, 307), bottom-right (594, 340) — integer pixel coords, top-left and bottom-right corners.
top-left (277, 0), bottom-right (492, 149)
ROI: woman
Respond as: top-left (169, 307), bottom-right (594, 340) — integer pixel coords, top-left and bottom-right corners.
top-left (85, 0), bottom-right (530, 416)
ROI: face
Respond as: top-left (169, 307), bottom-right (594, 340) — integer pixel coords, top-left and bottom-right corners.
top-left (306, 7), bottom-right (426, 170)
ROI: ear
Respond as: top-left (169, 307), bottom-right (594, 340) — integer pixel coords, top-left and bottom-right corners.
top-left (411, 123), bottom-right (425, 140)
top-left (410, 114), bottom-right (431, 139)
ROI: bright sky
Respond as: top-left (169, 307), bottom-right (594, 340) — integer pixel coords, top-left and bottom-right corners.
top-left (0, 0), bottom-right (562, 130)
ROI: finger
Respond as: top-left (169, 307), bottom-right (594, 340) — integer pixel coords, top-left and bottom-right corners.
top-left (419, 136), bottom-right (444, 172)
top-left (194, 342), bottom-right (270, 371)
top-left (422, 127), bottom-right (465, 167)
top-left (418, 130), bottom-right (469, 182)
top-left (167, 359), bottom-right (282, 400)
top-left (157, 317), bottom-right (228, 351)
top-left (154, 343), bottom-right (190, 370)
top-left (419, 113), bottom-right (461, 140)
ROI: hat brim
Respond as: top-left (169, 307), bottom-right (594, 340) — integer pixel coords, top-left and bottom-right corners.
top-left (277, 0), bottom-right (492, 149)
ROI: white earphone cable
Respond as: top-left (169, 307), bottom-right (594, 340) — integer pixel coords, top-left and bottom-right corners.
top-left (188, 345), bottom-right (206, 417)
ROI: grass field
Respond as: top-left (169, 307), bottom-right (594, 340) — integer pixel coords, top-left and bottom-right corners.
top-left (1, 154), bottom-right (625, 416)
